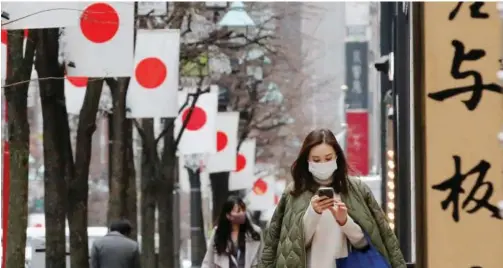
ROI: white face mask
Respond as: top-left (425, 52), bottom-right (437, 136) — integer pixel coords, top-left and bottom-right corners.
top-left (308, 160), bottom-right (338, 180)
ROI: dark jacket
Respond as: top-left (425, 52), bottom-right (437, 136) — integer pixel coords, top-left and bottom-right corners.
top-left (91, 231), bottom-right (141, 268)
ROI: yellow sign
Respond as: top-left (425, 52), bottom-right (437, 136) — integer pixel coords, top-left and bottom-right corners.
top-left (423, 2), bottom-right (503, 268)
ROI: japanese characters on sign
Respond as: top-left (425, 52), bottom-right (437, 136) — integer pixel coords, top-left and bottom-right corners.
top-left (345, 41), bottom-right (368, 109)
top-left (423, 2), bottom-right (503, 268)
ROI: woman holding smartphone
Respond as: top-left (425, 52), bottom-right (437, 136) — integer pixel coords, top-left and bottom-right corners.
top-left (258, 129), bottom-right (406, 268)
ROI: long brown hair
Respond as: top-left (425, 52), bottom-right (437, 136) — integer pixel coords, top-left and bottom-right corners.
top-left (290, 128), bottom-right (349, 197)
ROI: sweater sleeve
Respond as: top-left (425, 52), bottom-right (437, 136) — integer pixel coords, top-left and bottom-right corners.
top-left (339, 215), bottom-right (368, 249)
top-left (302, 199), bottom-right (322, 246)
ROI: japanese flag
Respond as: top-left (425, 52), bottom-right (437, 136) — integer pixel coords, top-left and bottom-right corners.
top-left (1, 2), bottom-right (82, 29)
top-left (175, 90), bottom-right (218, 155)
top-left (246, 175), bottom-right (275, 211)
top-left (126, 29), bottom-right (180, 118)
top-left (63, 2), bottom-right (134, 77)
top-left (229, 139), bottom-right (256, 190)
top-left (64, 76), bottom-right (88, 115)
top-left (206, 112), bottom-right (239, 173)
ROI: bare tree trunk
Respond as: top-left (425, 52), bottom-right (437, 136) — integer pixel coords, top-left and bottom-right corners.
top-left (35, 28), bottom-right (67, 268)
top-left (140, 119), bottom-right (157, 268)
top-left (158, 118), bottom-right (176, 268)
top-left (108, 78), bottom-right (128, 222)
top-left (4, 29), bottom-right (36, 268)
top-left (124, 119), bottom-right (137, 239)
top-left (68, 79), bottom-right (103, 268)
top-left (156, 4), bottom-right (189, 267)
top-left (209, 172), bottom-right (230, 223)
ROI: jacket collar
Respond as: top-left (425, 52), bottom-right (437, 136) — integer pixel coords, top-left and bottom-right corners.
top-left (106, 231), bottom-right (126, 237)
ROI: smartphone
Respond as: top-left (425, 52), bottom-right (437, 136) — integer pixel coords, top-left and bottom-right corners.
top-left (317, 187), bottom-right (334, 199)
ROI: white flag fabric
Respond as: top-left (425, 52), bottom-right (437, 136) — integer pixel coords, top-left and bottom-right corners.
top-left (175, 91), bottom-right (218, 155)
top-left (64, 76), bottom-right (88, 115)
top-left (206, 112), bottom-right (239, 173)
top-left (246, 175), bottom-right (275, 211)
top-left (229, 139), bottom-right (256, 190)
top-left (63, 2), bottom-right (134, 77)
top-left (126, 29), bottom-right (180, 118)
top-left (1, 2), bottom-right (82, 30)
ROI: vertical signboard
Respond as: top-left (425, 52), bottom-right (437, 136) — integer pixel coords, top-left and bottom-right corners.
top-left (345, 41), bottom-right (369, 176)
top-left (346, 111), bottom-right (369, 175)
top-left (345, 41), bottom-right (369, 109)
top-left (422, 2), bottom-right (503, 267)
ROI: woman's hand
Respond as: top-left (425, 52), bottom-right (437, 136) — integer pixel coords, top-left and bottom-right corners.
top-left (311, 195), bottom-right (335, 214)
top-left (329, 200), bottom-right (348, 225)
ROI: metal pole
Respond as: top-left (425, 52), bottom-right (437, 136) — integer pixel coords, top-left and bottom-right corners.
top-left (172, 167), bottom-right (181, 268)
top-left (393, 2), bottom-right (412, 262)
top-left (187, 166), bottom-right (207, 268)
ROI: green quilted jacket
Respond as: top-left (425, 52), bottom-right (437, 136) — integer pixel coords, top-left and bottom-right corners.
top-left (258, 177), bottom-right (406, 268)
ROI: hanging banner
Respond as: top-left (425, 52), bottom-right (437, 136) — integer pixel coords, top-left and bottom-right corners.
top-left (206, 112), bottom-right (239, 173)
top-left (422, 2), bottom-right (503, 268)
top-left (126, 29), bottom-right (180, 118)
top-left (345, 110), bottom-right (369, 176)
top-left (175, 91), bottom-right (218, 155)
top-left (229, 139), bottom-right (256, 191)
top-left (345, 41), bottom-right (368, 109)
top-left (63, 2), bottom-right (135, 77)
top-left (246, 175), bottom-right (275, 211)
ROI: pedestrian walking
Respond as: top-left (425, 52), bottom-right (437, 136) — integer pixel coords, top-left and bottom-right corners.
top-left (258, 129), bottom-right (406, 268)
top-left (202, 195), bottom-right (262, 268)
top-left (91, 219), bottom-right (140, 268)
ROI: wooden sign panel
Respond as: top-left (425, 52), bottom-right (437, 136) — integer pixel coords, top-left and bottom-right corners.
top-left (423, 2), bottom-right (503, 268)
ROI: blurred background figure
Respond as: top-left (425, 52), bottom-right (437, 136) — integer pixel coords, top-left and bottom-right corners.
top-left (91, 219), bottom-right (140, 268)
top-left (202, 195), bottom-right (262, 268)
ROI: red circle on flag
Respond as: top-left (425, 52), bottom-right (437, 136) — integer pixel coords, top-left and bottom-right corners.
top-left (253, 178), bottom-right (268, 195)
top-left (216, 131), bottom-right (228, 152)
top-left (1, 30), bottom-right (7, 45)
top-left (182, 106), bottom-right (207, 131)
top-left (67, 76), bottom-right (88, 88)
top-left (135, 57), bottom-right (167, 89)
top-left (236, 154), bottom-right (246, 172)
top-left (80, 3), bottom-right (120, 43)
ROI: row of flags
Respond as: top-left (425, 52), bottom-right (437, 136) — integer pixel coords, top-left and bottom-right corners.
top-left (1, 2), bottom-right (278, 210)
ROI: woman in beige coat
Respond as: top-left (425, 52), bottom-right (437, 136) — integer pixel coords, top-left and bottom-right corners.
top-left (202, 195), bottom-right (262, 268)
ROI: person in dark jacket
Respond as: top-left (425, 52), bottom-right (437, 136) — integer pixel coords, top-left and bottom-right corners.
top-left (91, 219), bottom-right (140, 268)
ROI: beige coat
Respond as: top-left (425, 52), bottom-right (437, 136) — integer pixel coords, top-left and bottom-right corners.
top-left (202, 225), bottom-right (262, 268)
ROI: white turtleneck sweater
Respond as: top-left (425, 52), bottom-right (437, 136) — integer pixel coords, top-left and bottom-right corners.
top-left (303, 191), bottom-right (368, 268)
